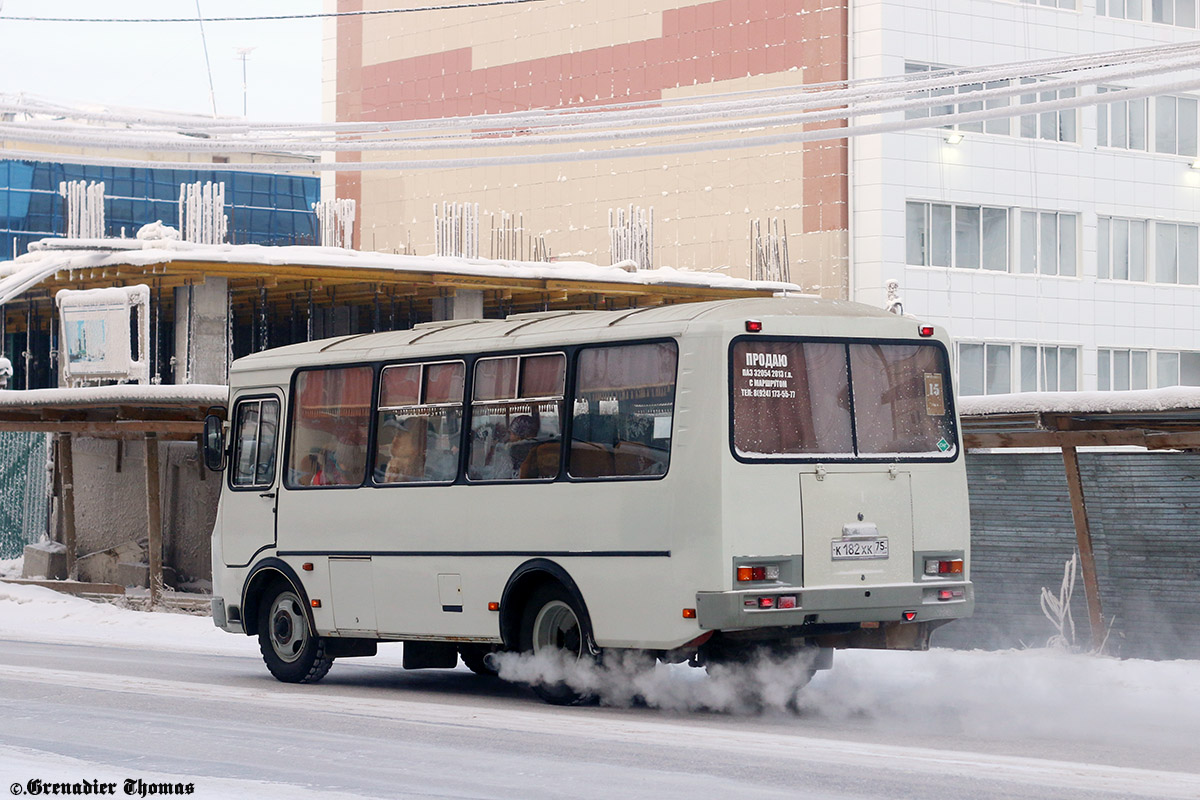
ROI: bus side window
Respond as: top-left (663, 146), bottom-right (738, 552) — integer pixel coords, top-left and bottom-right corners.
top-left (374, 361), bottom-right (465, 485)
top-left (467, 353), bottom-right (565, 481)
top-left (286, 366), bottom-right (373, 488)
top-left (569, 342), bottom-right (678, 479)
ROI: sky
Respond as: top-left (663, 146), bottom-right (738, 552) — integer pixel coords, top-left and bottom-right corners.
top-left (0, 1), bottom-right (322, 121)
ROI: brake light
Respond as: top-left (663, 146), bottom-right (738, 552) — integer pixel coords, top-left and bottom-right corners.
top-left (745, 320), bottom-right (763, 332)
top-left (937, 589), bottom-right (966, 601)
top-left (919, 325), bottom-right (934, 337)
top-left (758, 597), bottom-right (775, 609)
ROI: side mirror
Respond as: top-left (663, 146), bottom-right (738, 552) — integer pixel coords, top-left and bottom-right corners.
top-left (203, 413), bottom-right (226, 471)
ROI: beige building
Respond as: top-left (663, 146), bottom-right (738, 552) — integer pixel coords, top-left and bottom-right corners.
top-left (323, 0), bottom-right (849, 296)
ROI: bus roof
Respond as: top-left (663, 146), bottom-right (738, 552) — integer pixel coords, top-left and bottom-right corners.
top-left (230, 296), bottom-right (920, 374)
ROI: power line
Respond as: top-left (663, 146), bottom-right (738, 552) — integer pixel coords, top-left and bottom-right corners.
top-left (0, 0), bottom-right (551, 24)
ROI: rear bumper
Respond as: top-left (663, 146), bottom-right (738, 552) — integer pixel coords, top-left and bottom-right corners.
top-left (695, 581), bottom-right (974, 631)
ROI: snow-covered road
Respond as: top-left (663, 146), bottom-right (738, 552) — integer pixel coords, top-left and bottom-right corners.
top-left (2, 582), bottom-right (1198, 799)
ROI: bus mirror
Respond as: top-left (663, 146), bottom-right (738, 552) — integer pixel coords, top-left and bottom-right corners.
top-left (203, 414), bottom-right (226, 471)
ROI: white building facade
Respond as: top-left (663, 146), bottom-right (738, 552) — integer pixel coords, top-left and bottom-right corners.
top-left (852, 0), bottom-right (1200, 394)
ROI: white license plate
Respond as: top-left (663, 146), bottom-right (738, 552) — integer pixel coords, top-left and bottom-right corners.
top-left (831, 538), bottom-right (889, 560)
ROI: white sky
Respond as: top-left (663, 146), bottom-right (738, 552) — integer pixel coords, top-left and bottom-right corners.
top-left (0, 1), bottom-right (322, 121)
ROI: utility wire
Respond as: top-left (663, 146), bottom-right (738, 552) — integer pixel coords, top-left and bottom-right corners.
top-left (0, 0), bottom-right (551, 23)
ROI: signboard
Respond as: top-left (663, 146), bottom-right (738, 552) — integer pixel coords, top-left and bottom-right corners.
top-left (56, 285), bottom-right (150, 385)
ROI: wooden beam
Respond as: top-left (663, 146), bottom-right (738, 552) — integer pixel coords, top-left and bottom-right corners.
top-left (1061, 445), bottom-right (1105, 649)
top-left (964, 430), bottom-right (1200, 450)
top-left (145, 433), bottom-right (164, 607)
top-left (59, 433), bottom-right (77, 580)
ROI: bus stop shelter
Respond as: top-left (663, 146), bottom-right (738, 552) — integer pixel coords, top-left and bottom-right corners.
top-left (960, 388), bottom-right (1200, 649)
top-left (0, 384), bottom-right (224, 605)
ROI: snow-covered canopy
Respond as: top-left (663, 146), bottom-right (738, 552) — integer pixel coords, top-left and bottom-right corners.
top-left (0, 237), bottom-right (801, 307)
top-left (0, 383), bottom-right (227, 409)
top-left (958, 387), bottom-right (1200, 417)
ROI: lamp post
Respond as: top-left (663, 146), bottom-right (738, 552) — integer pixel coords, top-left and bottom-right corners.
top-left (235, 46), bottom-right (256, 117)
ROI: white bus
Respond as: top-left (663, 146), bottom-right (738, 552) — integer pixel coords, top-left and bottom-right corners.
top-left (204, 296), bottom-right (973, 704)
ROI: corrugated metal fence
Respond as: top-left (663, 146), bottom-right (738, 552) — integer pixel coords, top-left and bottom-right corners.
top-left (0, 431), bottom-right (50, 559)
top-left (937, 451), bottom-right (1200, 659)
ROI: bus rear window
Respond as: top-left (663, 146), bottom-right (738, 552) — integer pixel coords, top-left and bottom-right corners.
top-left (731, 339), bottom-right (956, 460)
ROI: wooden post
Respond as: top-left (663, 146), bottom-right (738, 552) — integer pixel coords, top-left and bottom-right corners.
top-left (144, 432), bottom-right (164, 607)
top-left (59, 432), bottom-right (77, 580)
top-left (1061, 445), bottom-right (1104, 648)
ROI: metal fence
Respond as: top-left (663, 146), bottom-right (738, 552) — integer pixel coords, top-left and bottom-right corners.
top-left (0, 431), bottom-right (50, 559)
top-left (937, 451), bottom-right (1200, 659)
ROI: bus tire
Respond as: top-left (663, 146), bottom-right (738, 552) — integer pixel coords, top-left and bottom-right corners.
top-left (258, 582), bottom-right (334, 684)
top-left (518, 583), bottom-right (598, 706)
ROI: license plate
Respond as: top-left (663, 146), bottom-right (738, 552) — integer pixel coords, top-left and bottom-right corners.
top-left (832, 538), bottom-right (889, 560)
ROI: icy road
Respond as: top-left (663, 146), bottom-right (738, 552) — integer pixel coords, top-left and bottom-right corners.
top-left (1, 583), bottom-right (1199, 800)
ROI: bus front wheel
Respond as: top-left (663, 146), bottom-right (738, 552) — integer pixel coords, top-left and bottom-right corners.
top-left (518, 583), bottom-right (597, 705)
top-left (258, 582), bottom-right (334, 684)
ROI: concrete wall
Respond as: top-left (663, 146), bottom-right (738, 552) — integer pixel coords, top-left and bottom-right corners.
top-left (63, 436), bottom-right (219, 586)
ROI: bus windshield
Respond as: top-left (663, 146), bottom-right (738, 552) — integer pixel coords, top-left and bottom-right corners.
top-left (731, 338), bottom-right (957, 461)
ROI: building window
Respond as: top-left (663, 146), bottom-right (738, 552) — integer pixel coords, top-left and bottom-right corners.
top-left (1154, 221), bottom-right (1200, 285)
top-left (1154, 95), bottom-right (1199, 156)
top-left (906, 201), bottom-right (1008, 271)
top-left (903, 64), bottom-right (1011, 134)
top-left (1019, 80), bottom-right (1077, 143)
top-left (1156, 351), bottom-right (1200, 386)
top-left (1019, 211), bottom-right (1077, 276)
top-left (1097, 217), bottom-right (1147, 281)
top-left (1021, 0), bottom-right (1076, 7)
top-left (1152, 0), bottom-right (1197, 26)
top-left (1019, 345), bottom-right (1079, 392)
top-left (1098, 0), bottom-right (1145, 18)
top-left (1097, 348), bottom-right (1150, 391)
top-left (1096, 88), bottom-right (1148, 150)
top-left (958, 342), bottom-right (1012, 396)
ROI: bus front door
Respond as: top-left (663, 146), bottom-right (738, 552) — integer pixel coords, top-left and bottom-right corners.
top-left (220, 391), bottom-right (283, 567)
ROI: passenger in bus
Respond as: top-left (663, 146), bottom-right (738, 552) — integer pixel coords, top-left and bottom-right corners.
top-left (297, 453), bottom-right (322, 486)
top-left (383, 418), bottom-right (425, 483)
top-left (506, 414), bottom-right (540, 476)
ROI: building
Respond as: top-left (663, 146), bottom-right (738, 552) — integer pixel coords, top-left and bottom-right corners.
top-left (325, 0), bottom-right (1200, 393)
top-left (0, 160), bottom-right (319, 264)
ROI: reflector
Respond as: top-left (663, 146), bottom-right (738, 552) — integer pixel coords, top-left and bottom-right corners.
top-left (311, 599), bottom-right (322, 608)
top-left (682, 608), bottom-right (697, 619)
top-left (758, 597), bottom-right (775, 609)
top-left (903, 611), bottom-right (917, 621)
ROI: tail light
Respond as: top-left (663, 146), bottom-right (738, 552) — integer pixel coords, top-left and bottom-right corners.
top-left (925, 558), bottom-right (964, 575)
top-left (736, 564), bottom-right (780, 582)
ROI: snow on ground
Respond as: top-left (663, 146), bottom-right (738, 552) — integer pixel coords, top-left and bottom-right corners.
top-left (2, 579), bottom-right (1198, 752)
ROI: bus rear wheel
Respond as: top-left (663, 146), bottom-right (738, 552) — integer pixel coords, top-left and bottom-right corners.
top-left (258, 582), bottom-right (334, 684)
top-left (518, 584), bottom-right (597, 705)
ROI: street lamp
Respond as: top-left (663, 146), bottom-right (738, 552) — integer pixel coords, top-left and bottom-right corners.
top-left (235, 46), bottom-right (256, 117)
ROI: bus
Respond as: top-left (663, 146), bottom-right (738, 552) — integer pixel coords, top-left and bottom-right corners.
top-left (204, 296), bottom-right (974, 704)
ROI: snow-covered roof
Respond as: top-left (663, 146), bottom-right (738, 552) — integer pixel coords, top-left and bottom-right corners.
top-left (958, 387), bottom-right (1200, 418)
top-left (0, 237), bottom-right (802, 306)
top-left (0, 384), bottom-right (227, 410)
